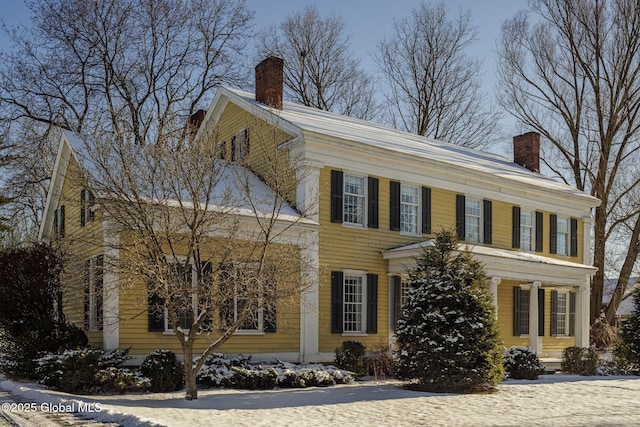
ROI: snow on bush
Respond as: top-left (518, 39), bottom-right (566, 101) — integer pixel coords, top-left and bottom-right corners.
top-left (503, 347), bottom-right (545, 380)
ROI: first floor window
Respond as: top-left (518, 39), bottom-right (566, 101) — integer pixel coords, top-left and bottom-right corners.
top-left (166, 262), bottom-right (195, 332)
top-left (331, 271), bottom-right (378, 334)
top-left (513, 286), bottom-right (545, 336)
top-left (400, 185), bottom-right (419, 234)
top-left (551, 290), bottom-right (575, 336)
top-left (84, 255), bottom-right (103, 331)
top-left (392, 276), bottom-right (413, 332)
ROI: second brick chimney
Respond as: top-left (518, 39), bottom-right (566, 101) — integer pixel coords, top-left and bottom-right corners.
top-left (513, 132), bottom-right (540, 173)
top-left (255, 56), bottom-right (284, 109)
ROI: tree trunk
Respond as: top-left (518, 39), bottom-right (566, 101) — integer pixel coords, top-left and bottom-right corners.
top-left (182, 342), bottom-right (198, 400)
top-left (590, 203), bottom-right (607, 325)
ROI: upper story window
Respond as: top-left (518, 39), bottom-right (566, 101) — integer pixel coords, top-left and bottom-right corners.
top-left (230, 128), bottom-right (249, 162)
top-left (456, 195), bottom-right (492, 244)
top-left (80, 189), bottom-right (95, 227)
top-left (465, 198), bottom-right (482, 243)
top-left (550, 214), bottom-right (578, 257)
top-left (520, 210), bottom-right (533, 251)
top-left (513, 207), bottom-right (544, 252)
top-left (400, 185), bottom-right (419, 235)
top-left (343, 174), bottom-right (366, 226)
top-left (54, 205), bottom-right (65, 239)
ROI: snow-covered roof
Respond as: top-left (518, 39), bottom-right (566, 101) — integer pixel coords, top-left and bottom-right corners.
top-left (222, 88), bottom-right (599, 205)
top-left (60, 130), bottom-right (306, 224)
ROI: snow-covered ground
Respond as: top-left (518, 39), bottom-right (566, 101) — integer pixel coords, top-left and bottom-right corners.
top-left (2, 375), bottom-right (640, 426)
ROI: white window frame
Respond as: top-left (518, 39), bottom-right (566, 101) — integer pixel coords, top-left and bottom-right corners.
top-left (81, 189), bottom-right (95, 226)
top-left (224, 262), bottom-right (264, 334)
top-left (555, 290), bottom-right (570, 337)
top-left (54, 205), bottom-right (65, 239)
top-left (163, 257), bottom-right (198, 334)
top-left (520, 209), bottom-right (534, 252)
top-left (556, 216), bottom-right (570, 256)
top-left (400, 184), bottom-right (420, 236)
top-left (86, 255), bottom-right (103, 332)
top-left (465, 198), bottom-right (482, 243)
top-left (342, 173), bottom-right (367, 227)
top-left (342, 270), bottom-right (367, 335)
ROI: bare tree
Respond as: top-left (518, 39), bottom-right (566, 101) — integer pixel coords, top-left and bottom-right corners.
top-left (497, 0), bottom-right (640, 342)
top-left (375, 1), bottom-right (501, 149)
top-left (257, 5), bottom-right (378, 120)
top-left (0, 0), bottom-right (254, 242)
top-left (72, 113), bottom-right (315, 400)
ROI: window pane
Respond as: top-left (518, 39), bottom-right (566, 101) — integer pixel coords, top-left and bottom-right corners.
top-left (343, 275), bottom-right (363, 332)
top-left (520, 211), bottom-right (533, 251)
top-left (520, 289), bottom-right (530, 335)
top-left (557, 217), bottom-right (569, 256)
top-left (557, 293), bottom-right (567, 335)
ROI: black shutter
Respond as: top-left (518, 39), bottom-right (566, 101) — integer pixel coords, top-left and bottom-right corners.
top-left (392, 276), bottom-right (402, 333)
top-left (483, 200), bottom-right (493, 244)
top-left (84, 260), bottom-right (90, 330)
top-left (368, 177), bottom-right (379, 228)
top-left (330, 170), bottom-right (343, 223)
top-left (512, 206), bottom-right (521, 249)
top-left (389, 181), bottom-right (401, 231)
top-left (550, 290), bottom-right (558, 336)
top-left (422, 187), bottom-right (432, 234)
top-left (569, 291), bottom-right (576, 336)
top-left (95, 255), bottom-right (103, 331)
top-left (513, 287), bottom-right (522, 336)
top-left (331, 271), bottom-right (344, 333)
top-left (550, 214), bottom-right (558, 254)
top-left (535, 211), bottom-right (544, 252)
top-left (80, 190), bottom-right (86, 227)
top-left (148, 278), bottom-right (165, 332)
top-left (456, 195), bottom-right (465, 240)
top-left (54, 208), bottom-right (59, 238)
top-left (538, 287), bottom-right (545, 336)
top-left (570, 218), bottom-right (578, 257)
top-left (88, 191), bottom-right (95, 222)
top-left (366, 274), bottom-right (378, 334)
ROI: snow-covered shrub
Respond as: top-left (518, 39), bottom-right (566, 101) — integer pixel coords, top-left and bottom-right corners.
top-left (334, 340), bottom-right (367, 377)
top-left (196, 353), bottom-right (251, 387)
top-left (615, 288), bottom-right (640, 372)
top-left (94, 367), bottom-right (150, 393)
top-left (226, 366), bottom-right (279, 389)
top-left (561, 346), bottom-right (599, 375)
top-left (36, 348), bottom-right (132, 393)
top-left (140, 349), bottom-right (184, 392)
top-left (395, 230), bottom-right (503, 393)
top-left (503, 347), bottom-right (545, 380)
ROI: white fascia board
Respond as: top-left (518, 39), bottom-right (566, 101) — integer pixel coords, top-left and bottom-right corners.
top-left (301, 132), bottom-right (599, 214)
top-left (38, 135), bottom-right (72, 242)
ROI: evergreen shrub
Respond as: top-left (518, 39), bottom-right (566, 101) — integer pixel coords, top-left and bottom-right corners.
top-left (334, 340), bottom-right (367, 377)
top-left (504, 347), bottom-right (546, 379)
top-left (140, 349), bottom-right (184, 392)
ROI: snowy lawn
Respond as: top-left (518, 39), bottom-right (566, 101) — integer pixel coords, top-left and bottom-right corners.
top-left (2, 374), bottom-right (640, 426)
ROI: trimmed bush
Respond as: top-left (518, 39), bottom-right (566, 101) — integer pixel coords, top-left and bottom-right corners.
top-left (196, 353), bottom-right (252, 388)
top-left (561, 346), bottom-right (599, 375)
top-left (615, 288), bottom-right (640, 372)
top-left (504, 347), bottom-right (546, 380)
top-left (35, 348), bottom-right (134, 394)
top-left (94, 367), bottom-right (150, 393)
top-left (334, 340), bottom-right (367, 377)
top-left (140, 349), bottom-right (184, 392)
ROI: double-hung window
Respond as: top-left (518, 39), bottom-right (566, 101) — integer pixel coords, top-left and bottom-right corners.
top-left (520, 210), bottom-right (533, 251)
top-left (343, 274), bottom-right (364, 333)
top-left (400, 185), bottom-right (419, 234)
top-left (513, 286), bottom-right (545, 337)
top-left (230, 128), bottom-right (249, 162)
top-left (331, 271), bottom-right (378, 335)
top-left (80, 189), bottom-right (95, 227)
top-left (391, 276), bottom-right (413, 332)
top-left (343, 174), bottom-right (366, 226)
top-left (556, 217), bottom-right (569, 256)
top-left (54, 205), bottom-right (65, 239)
top-left (551, 289), bottom-right (575, 337)
top-left (465, 198), bottom-right (482, 243)
top-left (166, 262), bottom-right (196, 332)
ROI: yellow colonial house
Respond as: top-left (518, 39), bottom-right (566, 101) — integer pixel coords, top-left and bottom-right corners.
top-left (40, 56), bottom-right (600, 366)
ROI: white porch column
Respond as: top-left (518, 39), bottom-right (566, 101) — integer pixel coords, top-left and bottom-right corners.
top-left (102, 219), bottom-right (120, 351)
top-left (575, 276), bottom-right (591, 348)
top-left (489, 277), bottom-right (501, 319)
top-left (529, 281), bottom-right (542, 354)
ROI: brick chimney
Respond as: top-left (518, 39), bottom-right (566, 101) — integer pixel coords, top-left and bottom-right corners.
top-left (189, 109), bottom-right (206, 130)
top-left (255, 56), bottom-right (283, 109)
top-left (513, 132), bottom-right (540, 173)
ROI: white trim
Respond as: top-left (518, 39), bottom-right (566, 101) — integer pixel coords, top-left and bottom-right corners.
top-left (342, 172), bottom-right (367, 228)
top-left (300, 230), bottom-right (319, 362)
top-left (530, 281), bottom-right (541, 354)
top-left (575, 277), bottom-right (590, 347)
